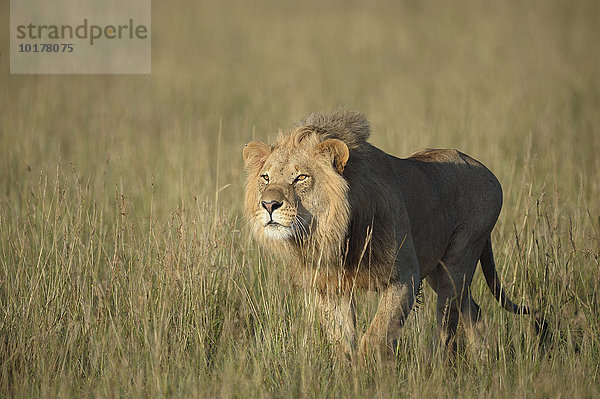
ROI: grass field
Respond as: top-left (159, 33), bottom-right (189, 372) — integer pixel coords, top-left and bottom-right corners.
top-left (1, 0), bottom-right (600, 397)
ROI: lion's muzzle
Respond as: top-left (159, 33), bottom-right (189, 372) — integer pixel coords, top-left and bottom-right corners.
top-left (257, 187), bottom-right (300, 240)
top-left (260, 187), bottom-right (288, 222)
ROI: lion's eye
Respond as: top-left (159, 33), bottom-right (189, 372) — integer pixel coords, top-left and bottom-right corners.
top-left (261, 174), bottom-right (270, 183)
top-left (294, 174), bottom-right (309, 183)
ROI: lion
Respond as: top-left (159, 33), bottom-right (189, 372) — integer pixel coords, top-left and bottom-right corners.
top-left (243, 109), bottom-right (544, 358)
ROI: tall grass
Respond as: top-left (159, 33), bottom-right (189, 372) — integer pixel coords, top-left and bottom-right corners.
top-left (1, 0), bottom-right (599, 397)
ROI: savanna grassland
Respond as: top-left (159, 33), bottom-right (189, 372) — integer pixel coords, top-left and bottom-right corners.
top-left (1, 0), bottom-right (600, 397)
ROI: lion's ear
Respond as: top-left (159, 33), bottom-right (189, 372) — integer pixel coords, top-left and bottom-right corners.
top-left (316, 139), bottom-right (349, 174)
top-left (243, 141), bottom-right (271, 171)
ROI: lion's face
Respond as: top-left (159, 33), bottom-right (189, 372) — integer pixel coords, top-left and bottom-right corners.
top-left (251, 153), bottom-right (314, 241)
top-left (243, 130), bottom-right (350, 244)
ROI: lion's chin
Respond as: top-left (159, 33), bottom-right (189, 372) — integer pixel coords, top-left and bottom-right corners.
top-left (262, 223), bottom-right (294, 241)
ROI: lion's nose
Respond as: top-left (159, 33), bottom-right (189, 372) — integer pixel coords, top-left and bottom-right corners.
top-left (261, 200), bottom-right (283, 215)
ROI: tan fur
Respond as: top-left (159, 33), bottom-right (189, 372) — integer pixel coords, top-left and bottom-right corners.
top-left (243, 109), bottom-right (538, 358)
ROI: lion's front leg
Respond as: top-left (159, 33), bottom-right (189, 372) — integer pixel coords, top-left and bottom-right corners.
top-left (358, 277), bottom-right (419, 359)
top-left (315, 291), bottom-right (357, 358)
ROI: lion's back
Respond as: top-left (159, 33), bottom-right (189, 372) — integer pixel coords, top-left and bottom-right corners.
top-left (405, 148), bottom-right (503, 228)
top-left (407, 148), bottom-right (500, 190)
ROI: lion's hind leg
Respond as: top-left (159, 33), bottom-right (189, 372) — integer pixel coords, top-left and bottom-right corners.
top-left (428, 271), bottom-right (461, 357)
top-left (432, 284), bottom-right (489, 361)
top-left (460, 293), bottom-right (490, 360)
top-left (428, 234), bottom-right (488, 359)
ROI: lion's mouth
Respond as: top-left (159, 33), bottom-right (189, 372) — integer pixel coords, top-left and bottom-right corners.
top-left (264, 220), bottom-right (290, 230)
top-left (262, 220), bottom-right (294, 240)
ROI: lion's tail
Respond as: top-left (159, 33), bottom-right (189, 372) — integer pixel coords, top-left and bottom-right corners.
top-left (480, 237), bottom-right (529, 315)
top-left (480, 236), bottom-right (549, 340)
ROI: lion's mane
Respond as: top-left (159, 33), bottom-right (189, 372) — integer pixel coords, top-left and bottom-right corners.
top-left (244, 109), bottom-right (398, 291)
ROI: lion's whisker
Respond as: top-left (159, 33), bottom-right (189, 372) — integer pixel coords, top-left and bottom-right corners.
top-left (292, 217), bottom-right (307, 244)
top-left (295, 215), bottom-right (310, 239)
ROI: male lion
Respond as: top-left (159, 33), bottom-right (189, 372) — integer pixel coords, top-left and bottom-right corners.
top-left (243, 109), bottom-right (541, 358)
